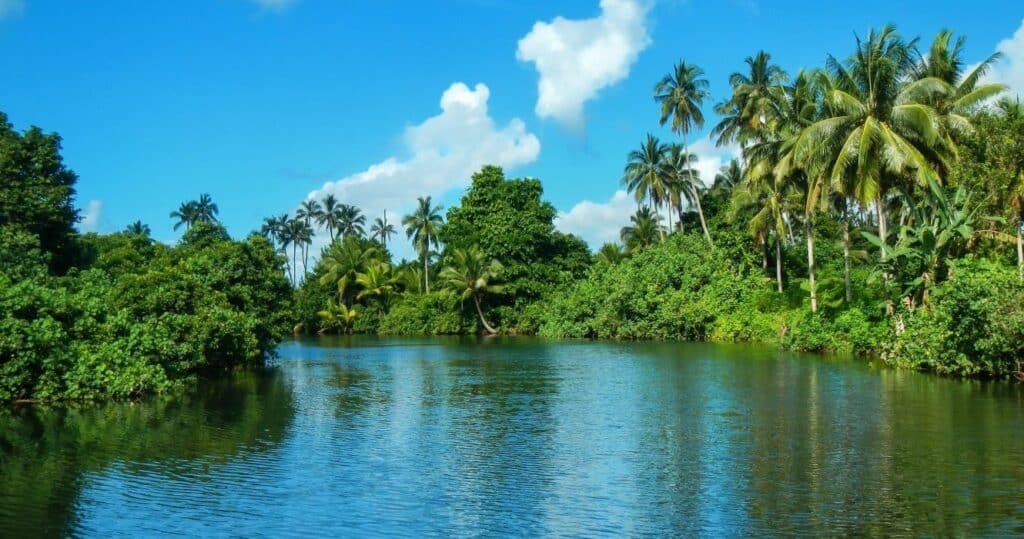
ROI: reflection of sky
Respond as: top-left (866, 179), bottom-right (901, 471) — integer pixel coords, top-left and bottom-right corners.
top-left (66, 339), bottom-right (1024, 537)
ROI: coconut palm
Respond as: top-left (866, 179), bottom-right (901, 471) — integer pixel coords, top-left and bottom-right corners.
top-left (620, 206), bottom-right (662, 252)
top-left (355, 262), bottom-right (399, 312)
top-left (403, 196), bottom-right (444, 293)
top-left (318, 236), bottom-right (382, 305)
top-left (170, 201), bottom-right (199, 231)
top-left (370, 213), bottom-right (397, 248)
top-left (296, 199), bottom-right (324, 271)
top-left (712, 50), bottom-right (788, 147)
top-left (288, 218), bottom-right (313, 279)
top-left (317, 194), bottom-right (342, 241)
top-left (317, 300), bottom-right (358, 334)
top-left (789, 25), bottom-right (948, 262)
top-left (665, 143), bottom-right (713, 245)
top-left (621, 134), bottom-right (670, 237)
top-left (439, 245), bottom-right (503, 335)
top-left (194, 193), bottom-right (219, 223)
top-left (338, 204), bottom-right (366, 238)
top-left (596, 242), bottom-right (626, 264)
top-left (711, 159), bottom-right (744, 200)
top-left (125, 220), bottom-right (151, 237)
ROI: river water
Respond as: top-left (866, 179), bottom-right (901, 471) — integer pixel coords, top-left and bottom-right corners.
top-left (1, 337), bottom-right (1022, 537)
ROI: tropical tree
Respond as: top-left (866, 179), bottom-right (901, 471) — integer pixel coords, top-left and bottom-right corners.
top-left (596, 242), bottom-right (626, 265)
top-left (621, 134), bottom-right (669, 237)
top-left (124, 220), bottom-right (151, 237)
top-left (439, 245), bottom-right (503, 334)
top-left (370, 213), bottom-right (396, 248)
top-left (338, 204), bottom-right (366, 238)
top-left (194, 193), bottom-right (219, 223)
top-left (403, 196), bottom-right (444, 293)
top-left (355, 261), bottom-right (399, 312)
top-left (620, 206), bottom-right (662, 252)
top-left (317, 300), bottom-right (358, 334)
top-left (170, 201), bottom-right (199, 231)
top-left (711, 159), bottom-right (744, 200)
top-left (317, 194), bottom-right (341, 241)
top-left (318, 236), bottom-right (382, 305)
top-left (665, 143), bottom-right (712, 244)
top-left (296, 199), bottom-right (324, 272)
top-left (712, 50), bottom-right (788, 147)
top-left (287, 217), bottom-right (313, 279)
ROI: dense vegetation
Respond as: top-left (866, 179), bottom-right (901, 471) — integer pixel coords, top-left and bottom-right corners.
top-left (1, 113), bottom-right (292, 402)
top-left (3, 25), bottom-right (1023, 404)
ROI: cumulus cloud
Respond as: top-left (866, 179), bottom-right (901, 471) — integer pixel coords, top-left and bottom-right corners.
top-left (80, 200), bottom-right (103, 233)
top-left (305, 82), bottom-right (540, 259)
top-left (0, 0), bottom-right (24, 20)
top-left (516, 0), bottom-right (652, 130)
top-left (554, 135), bottom-right (739, 248)
top-left (983, 18), bottom-right (1024, 98)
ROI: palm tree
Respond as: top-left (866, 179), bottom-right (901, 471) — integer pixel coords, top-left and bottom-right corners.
top-left (260, 213), bottom-right (289, 252)
top-left (665, 143), bottom-right (713, 245)
top-left (790, 26), bottom-right (948, 262)
top-left (621, 134), bottom-right (670, 238)
top-left (195, 193), bottom-right (219, 223)
top-left (370, 212), bottom-right (397, 248)
top-left (317, 194), bottom-right (342, 241)
top-left (318, 236), bottom-right (382, 306)
top-left (355, 262), bottom-right (399, 312)
top-left (403, 196), bottom-right (444, 293)
top-left (296, 199), bottom-right (324, 273)
top-left (712, 50), bottom-right (788, 147)
top-left (170, 201), bottom-right (199, 231)
top-left (998, 98), bottom-right (1024, 279)
top-left (338, 204), bottom-right (366, 238)
top-left (125, 220), bottom-right (151, 237)
top-left (655, 59), bottom-right (713, 246)
top-left (317, 300), bottom-right (358, 334)
top-left (711, 159), bottom-right (744, 200)
top-left (596, 242), bottom-right (626, 264)
top-left (288, 218), bottom-right (313, 279)
top-left (620, 206), bottom-right (662, 252)
top-left (439, 246), bottom-right (503, 335)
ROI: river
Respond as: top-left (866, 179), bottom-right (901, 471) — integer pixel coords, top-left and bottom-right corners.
top-left (1, 337), bottom-right (1022, 536)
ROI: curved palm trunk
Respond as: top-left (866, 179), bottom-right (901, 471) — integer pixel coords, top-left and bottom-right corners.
top-left (843, 206), bottom-right (853, 303)
top-left (806, 221), bottom-right (818, 313)
top-left (473, 294), bottom-right (497, 335)
top-left (692, 187), bottom-right (713, 246)
top-left (775, 236), bottom-right (784, 294)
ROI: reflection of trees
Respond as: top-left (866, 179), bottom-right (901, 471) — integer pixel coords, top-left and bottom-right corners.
top-left (0, 369), bottom-right (295, 538)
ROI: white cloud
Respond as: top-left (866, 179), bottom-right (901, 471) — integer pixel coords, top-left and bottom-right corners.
top-left (554, 135), bottom-right (739, 248)
top-left (250, 0), bottom-right (299, 12)
top-left (516, 0), bottom-right (652, 130)
top-left (305, 82), bottom-right (540, 260)
top-left (80, 200), bottom-right (102, 233)
top-left (984, 18), bottom-right (1024, 98)
top-left (0, 0), bottom-right (24, 20)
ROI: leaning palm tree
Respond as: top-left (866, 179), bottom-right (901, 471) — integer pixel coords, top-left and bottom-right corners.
top-left (403, 196), bottom-right (444, 293)
top-left (439, 245), bottom-right (503, 335)
top-left (655, 60), bottom-right (713, 246)
top-left (338, 204), bottom-right (366, 238)
top-left (665, 143), bottom-right (713, 245)
top-left (621, 134), bottom-right (670, 237)
top-left (620, 206), bottom-right (662, 252)
top-left (170, 201), bottom-right (199, 231)
top-left (194, 193), bottom-right (219, 223)
top-left (370, 213), bottom-right (397, 249)
top-left (317, 194), bottom-right (342, 241)
top-left (712, 50), bottom-right (788, 147)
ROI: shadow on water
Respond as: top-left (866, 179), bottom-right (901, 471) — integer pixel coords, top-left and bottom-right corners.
top-left (0, 367), bottom-right (296, 538)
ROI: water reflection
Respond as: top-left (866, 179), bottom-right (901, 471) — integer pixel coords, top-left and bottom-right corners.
top-left (1, 337), bottom-right (1022, 537)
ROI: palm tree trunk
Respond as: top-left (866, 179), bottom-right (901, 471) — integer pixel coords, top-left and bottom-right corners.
top-left (692, 187), bottom-right (713, 246)
top-left (775, 237), bottom-right (784, 294)
top-left (666, 203), bottom-right (673, 237)
top-left (473, 294), bottom-right (497, 335)
top-left (843, 205), bottom-right (853, 302)
top-left (291, 243), bottom-right (298, 285)
top-left (760, 231), bottom-right (768, 274)
top-left (1017, 221), bottom-right (1023, 281)
top-left (806, 221), bottom-right (818, 314)
top-left (876, 194), bottom-right (888, 261)
top-left (658, 202), bottom-right (665, 242)
top-left (423, 251), bottom-right (430, 294)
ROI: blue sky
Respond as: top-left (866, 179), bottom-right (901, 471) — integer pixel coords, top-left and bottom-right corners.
top-left (1, 0), bottom-right (1022, 258)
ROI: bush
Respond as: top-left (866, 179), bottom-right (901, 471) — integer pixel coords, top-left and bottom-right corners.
top-left (379, 292), bottom-right (477, 335)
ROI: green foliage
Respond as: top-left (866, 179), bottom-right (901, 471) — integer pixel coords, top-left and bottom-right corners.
top-left (378, 292), bottom-right (476, 335)
top-left (883, 258), bottom-right (1024, 377)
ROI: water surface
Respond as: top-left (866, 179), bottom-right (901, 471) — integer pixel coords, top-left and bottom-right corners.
top-left (2, 337), bottom-right (1022, 536)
